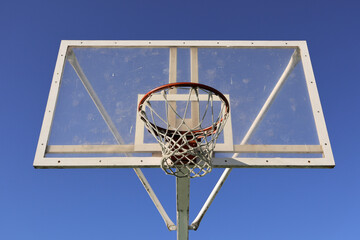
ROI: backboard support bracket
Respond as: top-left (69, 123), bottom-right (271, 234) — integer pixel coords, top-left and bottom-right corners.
top-left (67, 48), bottom-right (176, 231)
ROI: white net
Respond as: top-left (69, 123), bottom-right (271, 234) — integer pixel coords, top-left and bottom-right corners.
top-left (138, 84), bottom-right (229, 178)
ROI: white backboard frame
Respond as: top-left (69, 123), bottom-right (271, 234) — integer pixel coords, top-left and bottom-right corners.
top-left (34, 40), bottom-right (334, 169)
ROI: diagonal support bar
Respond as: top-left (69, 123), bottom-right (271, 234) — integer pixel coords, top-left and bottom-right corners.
top-left (190, 49), bottom-right (301, 230)
top-left (66, 49), bottom-right (176, 231)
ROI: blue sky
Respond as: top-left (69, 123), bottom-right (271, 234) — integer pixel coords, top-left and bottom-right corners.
top-left (1, 0), bottom-right (359, 239)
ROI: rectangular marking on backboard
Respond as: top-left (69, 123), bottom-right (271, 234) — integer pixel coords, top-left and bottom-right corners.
top-left (134, 94), bottom-right (233, 152)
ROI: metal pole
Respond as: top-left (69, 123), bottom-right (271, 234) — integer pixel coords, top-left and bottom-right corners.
top-left (176, 169), bottom-right (190, 240)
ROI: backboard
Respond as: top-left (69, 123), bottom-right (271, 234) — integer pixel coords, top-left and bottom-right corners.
top-left (34, 40), bottom-right (334, 169)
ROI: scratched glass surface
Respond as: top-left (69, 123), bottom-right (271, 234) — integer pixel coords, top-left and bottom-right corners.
top-left (47, 47), bottom-right (319, 158)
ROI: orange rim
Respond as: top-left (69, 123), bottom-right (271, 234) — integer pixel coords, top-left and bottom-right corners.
top-left (138, 82), bottom-right (230, 137)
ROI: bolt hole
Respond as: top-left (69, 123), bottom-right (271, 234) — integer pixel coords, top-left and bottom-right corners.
top-left (266, 160), bottom-right (269, 163)
top-left (285, 42), bottom-right (288, 45)
top-left (217, 42), bottom-right (219, 44)
top-left (140, 160), bottom-right (143, 162)
top-left (225, 160), bottom-right (228, 163)
top-left (325, 143), bottom-right (327, 145)
top-left (251, 42), bottom-right (254, 45)
top-left (308, 160), bottom-right (311, 163)
top-left (149, 42), bottom-right (151, 44)
top-left (183, 42), bottom-right (186, 44)
top-left (58, 160), bottom-right (61, 163)
top-left (99, 160), bottom-right (102, 162)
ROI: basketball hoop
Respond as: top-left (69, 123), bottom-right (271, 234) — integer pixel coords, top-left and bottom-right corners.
top-left (138, 82), bottom-right (230, 178)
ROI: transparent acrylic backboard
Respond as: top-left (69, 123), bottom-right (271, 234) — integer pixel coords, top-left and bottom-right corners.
top-left (34, 41), bottom-right (334, 168)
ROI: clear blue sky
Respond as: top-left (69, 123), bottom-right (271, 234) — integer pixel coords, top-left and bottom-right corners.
top-left (1, 0), bottom-right (359, 239)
